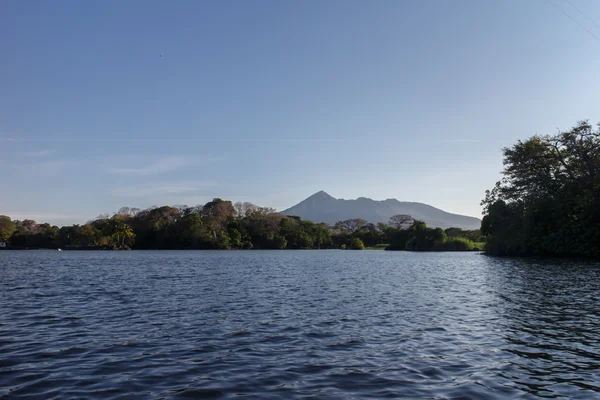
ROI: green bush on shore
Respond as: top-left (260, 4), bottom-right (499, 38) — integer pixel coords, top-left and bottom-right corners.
top-left (349, 237), bottom-right (365, 250)
top-left (434, 237), bottom-right (475, 251)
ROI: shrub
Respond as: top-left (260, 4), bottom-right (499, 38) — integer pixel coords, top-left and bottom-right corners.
top-left (436, 237), bottom-right (475, 251)
top-left (349, 237), bottom-right (365, 250)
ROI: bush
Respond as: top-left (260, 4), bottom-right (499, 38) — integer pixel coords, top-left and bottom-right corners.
top-left (349, 237), bottom-right (365, 250)
top-left (435, 237), bottom-right (475, 251)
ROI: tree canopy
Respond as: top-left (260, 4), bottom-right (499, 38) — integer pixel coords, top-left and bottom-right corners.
top-left (481, 120), bottom-right (600, 257)
top-left (0, 215), bottom-right (16, 242)
top-left (0, 202), bottom-right (482, 252)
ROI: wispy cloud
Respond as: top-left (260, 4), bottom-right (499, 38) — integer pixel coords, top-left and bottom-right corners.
top-left (15, 160), bottom-right (78, 177)
top-left (23, 149), bottom-right (55, 157)
top-left (110, 180), bottom-right (217, 197)
top-left (108, 155), bottom-right (218, 176)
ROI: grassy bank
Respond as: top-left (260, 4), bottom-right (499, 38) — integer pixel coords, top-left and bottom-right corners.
top-left (365, 244), bottom-right (389, 250)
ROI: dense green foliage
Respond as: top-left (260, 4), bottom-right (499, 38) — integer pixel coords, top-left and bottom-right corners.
top-left (1, 200), bottom-right (334, 250)
top-left (481, 121), bottom-right (600, 257)
top-left (444, 227), bottom-right (484, 243)
top-left (0, 215), bottom-right (16, 242)
top-left (436, 237), bottom-right (476, 251)
top-left (384, 220), bottom-right (480, 251)
top-left (1, 205), bottom-right (483, 252)
top-left (349, 237), bottom-right (365, 250)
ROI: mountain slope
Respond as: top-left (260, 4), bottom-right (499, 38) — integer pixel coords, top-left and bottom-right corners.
top-left (281, 191), bottom-right (481, 230)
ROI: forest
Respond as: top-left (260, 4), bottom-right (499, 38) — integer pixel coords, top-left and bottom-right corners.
top-left (0, 201), bottom-right (483, 252)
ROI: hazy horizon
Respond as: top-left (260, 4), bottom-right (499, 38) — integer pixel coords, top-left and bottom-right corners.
top-left (3, 0), bottom-right (600, 225)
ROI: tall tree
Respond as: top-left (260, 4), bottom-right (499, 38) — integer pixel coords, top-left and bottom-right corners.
top-left (389, 214), bottom-right (413, 229)
top-left (337, 218), bottom-right (368, 233)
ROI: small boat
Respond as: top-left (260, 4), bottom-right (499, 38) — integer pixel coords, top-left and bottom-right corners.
top-left (57, 248), bottom-right (62, 252)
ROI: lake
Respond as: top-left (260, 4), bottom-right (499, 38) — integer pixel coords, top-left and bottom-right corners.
top-left (1, 250), bottom-right (599, 399)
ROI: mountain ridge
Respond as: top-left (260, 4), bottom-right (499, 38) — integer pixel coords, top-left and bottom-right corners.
top-left (281, 191), bottom-right (481, 230)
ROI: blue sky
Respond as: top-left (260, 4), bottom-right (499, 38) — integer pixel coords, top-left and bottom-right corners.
top-left (2, 0), bottom-right (599, 225)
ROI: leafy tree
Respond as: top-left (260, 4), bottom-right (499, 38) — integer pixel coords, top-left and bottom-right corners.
top-left (482, 120), bottom-right (600, 256)
top-left (176, 212), bottom-right (207, 248)
top-left (404, 221), bottom-right (446, 251)
top-left (335, 218), bottom-right (368, 234)
top-left (0, 216), bottom-right (15, 242)
top-left (227, 227), bottom-right (242, 248)
top-left (273, 235), bottom-right (288, 249)
top-left (7, 220), bottom-right (59, 248)
top-left (215, 232), bottom-right (230, 249)
top-left (74, 224), bottom-right (101, 246)
top-left (202, 198), bottom-right (235, 219)
top-left (389, 214), bottom-right (413, 229)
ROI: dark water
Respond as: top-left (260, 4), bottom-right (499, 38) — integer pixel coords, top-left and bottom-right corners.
top-left (1, 251), bottom-right (600, 399)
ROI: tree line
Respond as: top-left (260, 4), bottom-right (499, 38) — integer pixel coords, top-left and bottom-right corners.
top-left (0, 201), bottom-right (483, 251)
top-left (5, 119), bottom-right (596, 257)
top-left (481, 120), bottom-right (600, 257)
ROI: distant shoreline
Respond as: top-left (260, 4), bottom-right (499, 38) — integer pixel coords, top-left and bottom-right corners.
top-left (1, 202), bottom-right (484, 254)
top-left (1, 247), bottom-right (483, 252)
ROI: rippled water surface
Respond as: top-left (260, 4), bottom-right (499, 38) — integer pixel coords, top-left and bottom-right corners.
top-left (1, 250), bottom-right (600, 399)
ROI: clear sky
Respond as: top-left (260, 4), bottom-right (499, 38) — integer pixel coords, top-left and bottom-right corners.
top-left (2, 0), bottom-right (600, 225)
